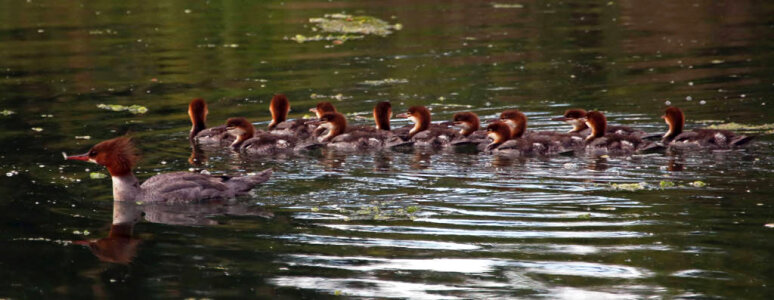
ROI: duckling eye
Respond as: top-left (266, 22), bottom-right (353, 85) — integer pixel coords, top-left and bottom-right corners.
top-left (88, 150), bottom-right (98, 157)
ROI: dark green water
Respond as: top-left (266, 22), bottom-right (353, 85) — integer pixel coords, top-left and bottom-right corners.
top-left (2, 0), bottom-right (773, 298)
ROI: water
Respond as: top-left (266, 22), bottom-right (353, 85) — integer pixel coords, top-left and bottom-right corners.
top-left (2, 0), bottom-right (773, 298)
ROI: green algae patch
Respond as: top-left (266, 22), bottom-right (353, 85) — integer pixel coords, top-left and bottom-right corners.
top-left (340, 202), bottom-right (420, 221)
top-left (289, 34), bottom-right (364, 43)
top-left (97, 104), bottom-right (148, 114)
top-left (659, 181), bottom-right (676, 188)
top-left (704, 122), bottom-right (774, 134)
top-left (492, 3), bottom-right (524, 9)
top-left (359, 78), bottom-right (408, 86)
top-left (290, 14), bottom-right (402, 44)
top-left (89, 172), bottom-right (107, 179)
top-left (611, 182), bottom-right (648, 191)
top-left (610, 180), bottom-right (708, 191)
top-left (689, 181), bottom-right (707, 188)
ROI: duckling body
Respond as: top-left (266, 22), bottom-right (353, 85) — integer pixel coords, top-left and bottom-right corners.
top-left (661, 106), bottom-right (753, 151)
top-left (188, 98), bottom-right (235, 145)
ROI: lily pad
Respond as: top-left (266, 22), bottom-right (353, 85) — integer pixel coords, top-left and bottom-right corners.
top-left (97, 104), bottom-right (148, 114)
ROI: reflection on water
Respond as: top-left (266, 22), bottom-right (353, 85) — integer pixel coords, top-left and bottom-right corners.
top-left (74, 200), bottom-right (273, 264)
top-left (1, 0), bottom-right (774, 298)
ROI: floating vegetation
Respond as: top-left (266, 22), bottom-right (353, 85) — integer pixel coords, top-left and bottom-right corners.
top-left (289, 34), bottom-right (364, 43)
top-left (290, 13), bottom-right (402, 44)
top-left (0, 109), bottom-right (15, 116)
top-left (31, 127), bottom-right (43, 132)
top-left (611, 180), bottom-right (708, 191)
top-left (430, 103), bottom-right (474, 109)
top-left (705, 122), bottom-right (774, 134)
top-left (610, 182), bottom-right (648, 191)
top-left (689, 181), bottom-right (707, 188)
top-left (89, 172), bottom-right (107, 179)
top-left (75, 136), bottom-right (91, 140)
top-left (310, 93), bottom-right (349, 101)
top-left (97, 104), bottom-right (148, 114)
top-left (338, 202), bottom-right (420, 221)
top-left (359, 78), bottom-right (408, 86)
top-left (88, 29), bottom-right (118, 35)
top-left (492, 3), bottom-right (524, 9)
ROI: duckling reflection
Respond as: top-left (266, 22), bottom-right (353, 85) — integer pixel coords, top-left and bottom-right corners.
top-left (587, 157), bottom-right (609, 171)
top-left (74, 200), bottom-right (273, 264)
top-left (188, 141), bottom-right (208, 166)
top-left (318, 148), bottom-right (348, 170)
top-left (410, 149), bottom-right (433, 170)
top-left (667, 157), bottom-right (684, 172)
top-left (373, 151), bottom-right (393, 171)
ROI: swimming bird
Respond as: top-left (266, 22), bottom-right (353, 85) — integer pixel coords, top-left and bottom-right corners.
top-left (312, 111), bottom-right (410, 150)
top-left (450, 112), bottom-right (488, 146)
top-left (552, 108), bottom-right (654, 138)
top-left (394, 106), bottom-right (461, 147)
top-left (188, 98), bottom-right (234, 145)
top-left (226, 117), bottom-right (319, 155)
top-left (581, 111), bottom-right (663, 155)
top-left (660, 106), bottom-right (753, 150)
top-left (65, 136), bottom-right (272, 203)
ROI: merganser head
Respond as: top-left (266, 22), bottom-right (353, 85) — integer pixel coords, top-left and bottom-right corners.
top-left (452, 112), bottom-right (480, 136)
top-left (396, 106), bottom-right (431, 138)
top-left (268, 94), bottom-right (290, 130)
top-left (486, 121), bottom-right (512, 150)
top-left (318, 112), bottom-right (347, 142)
top-left (188, 98), bottom-right (208, 140)
top-left (225, 117), bottom-right (255, 148)
top-left (373, 101), bottom-right (392, 131)
top-left (662, 106), bottom-right (684, 139)
top-left (582, 111), bottom-right (607, 141)
top-left (551, 108), bottom-right (588, 133)
top-left (499, 109), bottom-right (527, 138)
top-left (309, 102), bottom-right (337, 119)
top-left (65, 136), bottom-right (139, 177)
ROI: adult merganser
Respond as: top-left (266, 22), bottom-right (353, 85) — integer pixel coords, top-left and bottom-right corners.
top-left (226, 117), bottom-right (319, 155)
top-left (450, 112), bottom-right (488, 146)
top-left (582, 111), bottom-right (662, 155)
top-left (394, 106), bottom-right (461, 147)
top-left (65, 136), bottom-right (273, 203)
top-left (660, 106), bottom-right (753, 149)
top-left (551, 108), bottom-right (652, 138)
top-left (312, 111), bottom-right (409, 150)
top-left (188, 98), bottom-right (234, 145)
